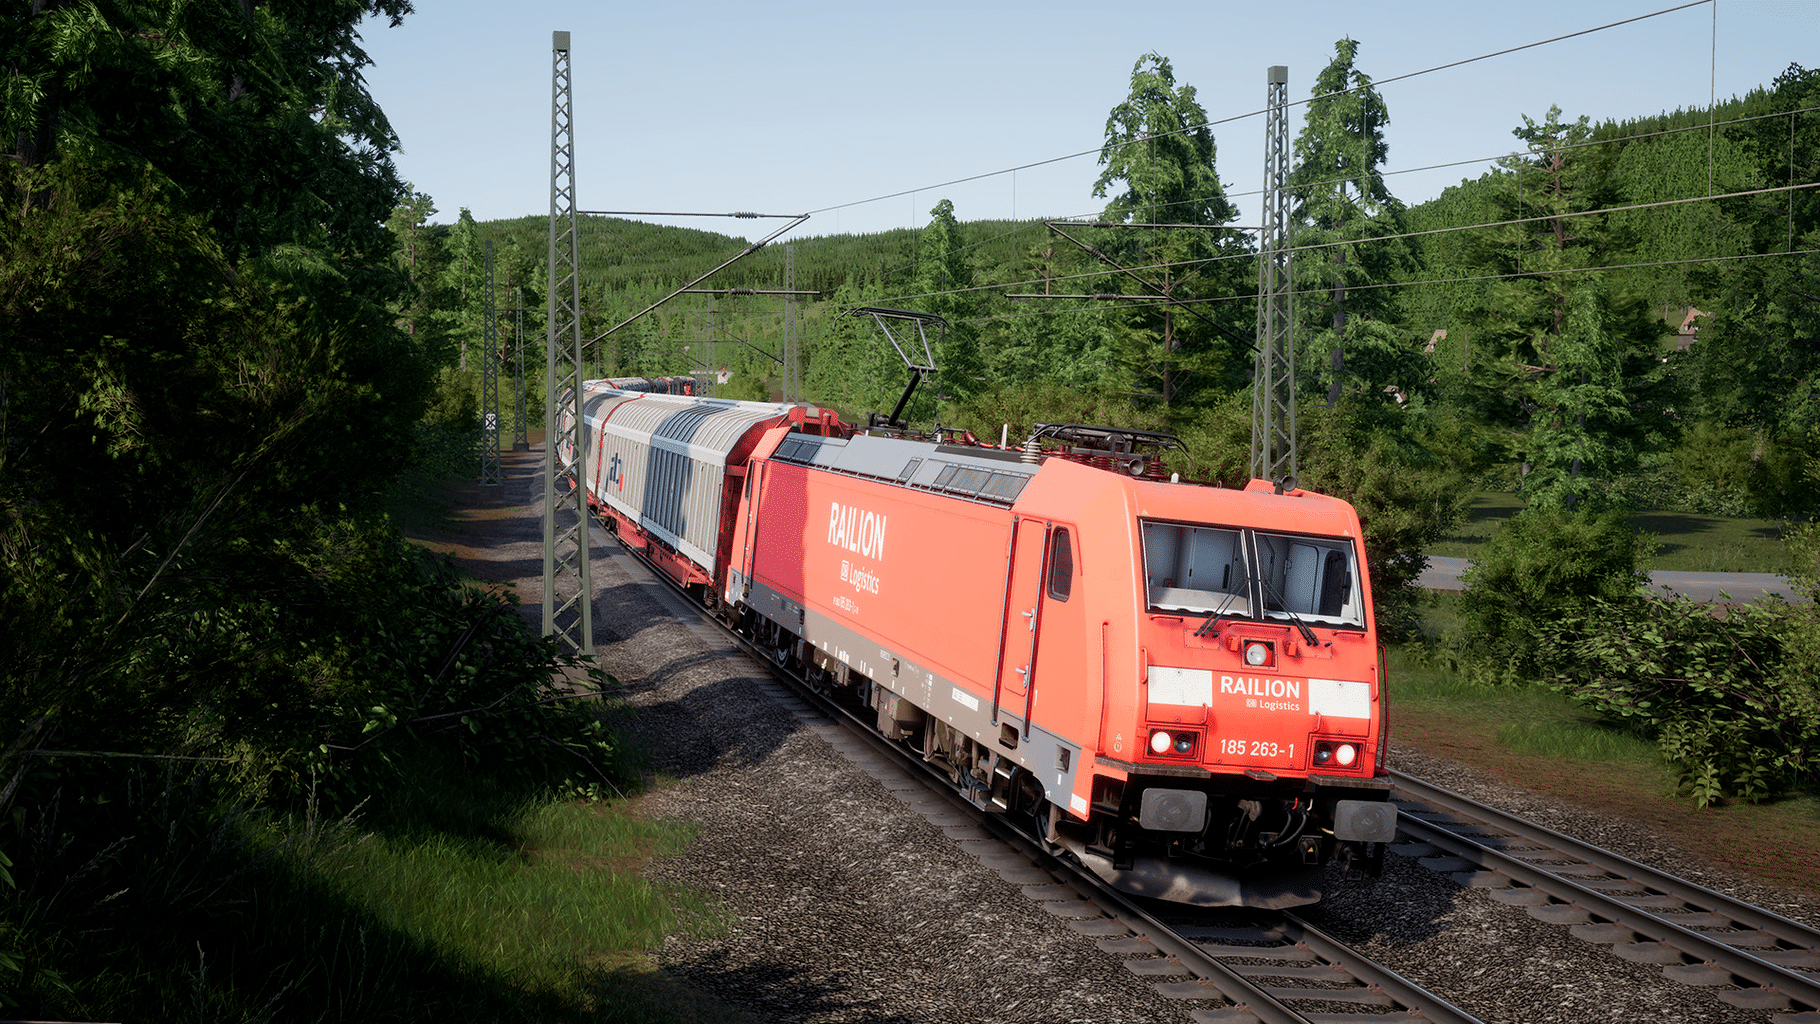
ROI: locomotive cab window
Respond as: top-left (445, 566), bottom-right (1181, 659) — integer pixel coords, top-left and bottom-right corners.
top-left (1253, 530), bottom-right (1363, 629)
top-left (1047, 527), bottom-right (1074, 602)
top-left (1140, 521), bottom-right (1366, 630)
top-left (1141, 522), bottom-right (1248, 616)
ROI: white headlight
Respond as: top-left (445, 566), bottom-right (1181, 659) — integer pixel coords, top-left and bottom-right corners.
top-left (1150, 730), bottom-right (1173, 754)
top-left (1245, 642), bottom-right (1270, 666)
top-left (1336, 743), bottom-right (1358, 766)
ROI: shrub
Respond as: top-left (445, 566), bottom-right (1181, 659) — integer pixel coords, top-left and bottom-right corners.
top-left (1673, 419), bottom-right (1757, 495)
top-left (1456, 506), bottom-right (1654, 679)
top-left (1539, 595), bottom-right (1814, 805)
top-left (1298, 410), bottom-right (1468, 642)
top-left (1748, 423), bottom-right (1820, 520)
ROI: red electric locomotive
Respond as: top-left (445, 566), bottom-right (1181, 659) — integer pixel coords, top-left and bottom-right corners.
top-left (561, 383), bottom-right (1395, 908)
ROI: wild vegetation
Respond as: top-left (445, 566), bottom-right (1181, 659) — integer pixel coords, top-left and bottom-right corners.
top-left (1, 1), bottom-right (646, 1017)
top-left (3, 5), bottom-right (1817, 1017)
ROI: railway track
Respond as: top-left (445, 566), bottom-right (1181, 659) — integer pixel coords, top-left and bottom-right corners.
top-left (609, 528), bottom-right (1482, 1024)
top-left (744, 666), bottom-right (1484, 1024)
top-left (596, 511), bottom-right (1819, 1024)
top-left (1389, 771), bottom-right (1820, 1024)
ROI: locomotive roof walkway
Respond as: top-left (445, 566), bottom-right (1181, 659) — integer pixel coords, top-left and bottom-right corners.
top-left (1419, 554), bottom-right (1799, 602)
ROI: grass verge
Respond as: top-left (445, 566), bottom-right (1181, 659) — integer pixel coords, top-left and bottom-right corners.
top-left (2, 737), bottom-right (754, 1023)
top-left (1387, 644), bottom-right (1662, 768)
top-left (1387, 597), bottom-right (1820, 899)
top-left (1428, 490), bottom-right (1789, 573)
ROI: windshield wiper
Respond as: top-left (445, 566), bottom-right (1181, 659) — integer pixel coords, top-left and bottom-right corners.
top-left (1259, 573), bottom-right (1320, 648)
top-left (1192, 590), bottom-right (1242, 637)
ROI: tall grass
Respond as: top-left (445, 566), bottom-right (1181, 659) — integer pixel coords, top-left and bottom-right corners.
top-left (1387, 644), bottom-right (1662, 768)
top-left (305, 799), bottom-right (705, 990)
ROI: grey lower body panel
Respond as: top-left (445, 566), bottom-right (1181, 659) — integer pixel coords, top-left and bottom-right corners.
top-left (742, 578), bottom-right (1084, 810)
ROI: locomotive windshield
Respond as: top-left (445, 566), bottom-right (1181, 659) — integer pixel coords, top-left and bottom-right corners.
top-left (1141, 521), bottom-right (1365, 630)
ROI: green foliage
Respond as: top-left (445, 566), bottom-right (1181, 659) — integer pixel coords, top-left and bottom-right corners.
top-left (1090, 52), bottom-right (1251, 412)
top-left (423, 366), bottom-right (483, 430)
top-left (1783, 520), bottom-right (1820, 683)
top-left (1289, 38), bottom-right (1415, 405)
top-left (1298, 405), bottom-right (1468, 640)
top-left (803, 280), bottom-right (904, 421)
top-left (5, 0), bottom-right (413, 262)
top-left (1094, 53), bottom-right (1235, 228)
top-left (1746, 422), bottom-right (1820, 520)
top-left (914, 199), bottom-right (986, 405)
top-left (945, 381), bottom-right (1168, 449)
top-left (1456, 506), bottom-right (1654, 678)
top-left (1538, 596), bottom-right (1815, 805)
top-left (1672, 420), bottom-right (1758, 496)
top-left (1518, 288), bottom-right (1638, 510)
top-left (717, 373), bottom-right (772, 403)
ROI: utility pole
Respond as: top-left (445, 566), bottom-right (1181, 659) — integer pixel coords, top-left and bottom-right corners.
top-left (1251, 65), bottom-right (1296, 486)
top-left (542, 29), bottom-right (592, 654)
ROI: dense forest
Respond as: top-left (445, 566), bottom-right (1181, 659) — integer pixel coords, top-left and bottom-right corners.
top-left (3, 5), bottom-right (1818, 1016)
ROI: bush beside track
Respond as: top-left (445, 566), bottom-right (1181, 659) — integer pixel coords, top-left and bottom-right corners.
top-left (1441, 514), bottom-right (1820, 807)
top-left (0, 424), bottom-right (704, 1022)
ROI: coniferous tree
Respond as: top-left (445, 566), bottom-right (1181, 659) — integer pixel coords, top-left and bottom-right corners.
top-left (1688, 63), bottom-right (1820, 515)
top-left (1092, 52), bottom-right (1249, 412)
top-left (1287, 38), bottom-right (1416, 406)
top-left (1452, 106), bottom-right (1659, 496)
top-left (913, 199), bottom-right (985, 404)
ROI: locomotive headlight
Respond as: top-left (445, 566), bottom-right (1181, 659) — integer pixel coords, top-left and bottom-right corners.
top-left (1314, 744), bottom-right (1333, 764)
top-left (1173, 734), bottom-right (1194, 754)
top-left (1335, 743), bottom-right (1358, 767)
top-left (1150, 730), bottom-right (1173, 754)
top-left (1244, 641), bottom-right (1274, 667)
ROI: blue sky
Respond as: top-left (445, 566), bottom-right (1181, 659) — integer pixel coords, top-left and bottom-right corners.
top-left (356, 0), bottom-right (1815, 240)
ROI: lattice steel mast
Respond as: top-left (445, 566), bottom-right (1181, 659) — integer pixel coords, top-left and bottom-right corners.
top-left (480, 240), bottom-right (501, 487)
top-left (542, 30), bottom-right (593, 654)
top-left (1250, 65), bottom-right (1295, 486)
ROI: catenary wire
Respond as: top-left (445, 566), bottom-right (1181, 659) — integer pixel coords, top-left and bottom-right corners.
top-left (803, 1), bottom-right (1712, 223)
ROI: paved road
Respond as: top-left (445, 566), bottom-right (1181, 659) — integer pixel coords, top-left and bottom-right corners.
top-left (1418, 554), bottom-right (1799, 603)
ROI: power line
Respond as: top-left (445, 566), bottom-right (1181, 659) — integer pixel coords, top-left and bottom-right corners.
top-left (866, 32), bottom-right (1812, 287)
top-left (804, 1), bottom-right (1713, 224)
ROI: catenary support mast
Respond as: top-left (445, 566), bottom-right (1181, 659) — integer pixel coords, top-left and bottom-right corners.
top-left (784, 243), bottom-right (800, 402)
top-left (1251, 64), bottom-right (1296, 485)
top-left (542, 29), bottom-right (593, 654)
top-left (480, 240), bottom-right (501, 487)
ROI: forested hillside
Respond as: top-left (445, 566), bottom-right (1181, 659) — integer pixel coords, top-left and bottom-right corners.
top-left (4, 12), bottom-right (1818, 1016)
top-left (407, 46), bottom-right (1820, 803)
top-left (434, 56), bottom-right (1818, 527)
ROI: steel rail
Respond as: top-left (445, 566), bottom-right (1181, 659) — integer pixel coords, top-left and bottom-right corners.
top-left (1391, 769), bottom-right (1820, 1015)
top-left (594, 513), bottom-right (1480, 1024)
top-left (764, 638), bottom-right (1481, 1024)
